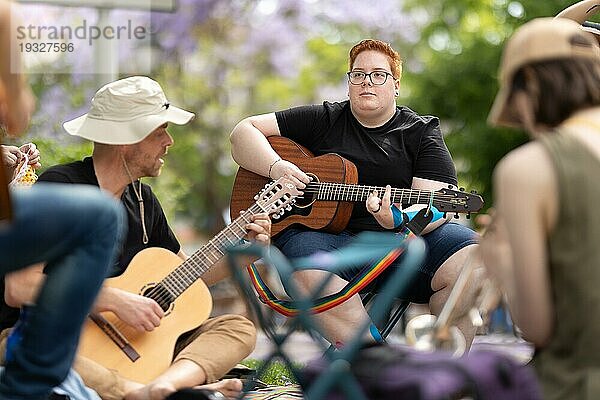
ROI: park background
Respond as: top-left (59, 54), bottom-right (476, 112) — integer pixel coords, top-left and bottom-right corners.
top-left (9, 0), bottom-right (595, 237)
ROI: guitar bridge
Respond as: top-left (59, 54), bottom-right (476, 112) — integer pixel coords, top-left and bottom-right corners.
top-left (89, 313), bottom-right (140, 362)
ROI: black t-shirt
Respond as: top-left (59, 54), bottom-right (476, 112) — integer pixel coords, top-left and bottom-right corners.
top-left (275, 100), bottom-right (457, 231)
top-left (0, 157), bottom-right (180, 330)
top-left (38, 157), bottom-right (181, 275)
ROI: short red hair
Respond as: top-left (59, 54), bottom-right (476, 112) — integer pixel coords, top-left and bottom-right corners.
top-left (349, 39), bottom-right (403, 80)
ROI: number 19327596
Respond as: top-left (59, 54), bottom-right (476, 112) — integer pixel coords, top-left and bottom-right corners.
top-left (19, 42), bottom-right (74, 52)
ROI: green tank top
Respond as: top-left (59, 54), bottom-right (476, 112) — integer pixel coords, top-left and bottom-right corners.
top-left (533, 131), bottom-right (600, 400)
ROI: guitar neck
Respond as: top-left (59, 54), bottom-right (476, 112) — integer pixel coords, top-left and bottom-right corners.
top-left (305, 182), bottom-right (437, 207)
top-left (161, 203), bottom-right (265, 298)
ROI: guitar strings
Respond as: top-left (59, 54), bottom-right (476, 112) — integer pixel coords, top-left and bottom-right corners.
top-left (141, 204), bottom-right (264, 311)
top-left (105, 206), bottom-right (264, 336)
top-left (299, 184), bottom-right (476, 209)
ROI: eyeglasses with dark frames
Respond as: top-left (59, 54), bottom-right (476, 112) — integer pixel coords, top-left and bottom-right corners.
top-left (347, 70), bottom-right (394, 85)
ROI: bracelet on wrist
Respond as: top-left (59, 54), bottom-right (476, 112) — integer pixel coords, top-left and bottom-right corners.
top-left (268, 158), bottom-right (281, 178)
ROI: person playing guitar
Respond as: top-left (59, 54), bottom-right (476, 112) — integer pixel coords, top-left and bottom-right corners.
top-left (229, 39), bottom-right (484, 349)
top-left (1, 76), bottom-right (273, 400)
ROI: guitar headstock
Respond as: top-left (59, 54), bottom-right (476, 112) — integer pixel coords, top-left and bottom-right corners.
top-left (254, 177), bottom-right (302, 217)
top-left (434, 187), bottom-right (484, 213)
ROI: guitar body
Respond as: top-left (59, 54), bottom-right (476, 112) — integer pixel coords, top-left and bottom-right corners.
top-left (77, 247), bottom-right (213, 384)
top-left (231, 136), bottom-right (358, 236)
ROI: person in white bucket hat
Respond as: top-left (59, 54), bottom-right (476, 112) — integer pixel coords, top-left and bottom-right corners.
top-left (480, 17), bottom-right (600, 400)
top-left (1, 76), bottom-right (271, 400)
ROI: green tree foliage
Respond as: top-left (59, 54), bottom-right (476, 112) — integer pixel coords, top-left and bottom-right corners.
top-left (401, 0), bottom-right (580, 210)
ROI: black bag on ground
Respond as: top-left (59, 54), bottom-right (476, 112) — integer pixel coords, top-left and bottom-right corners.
top-left (302, 344), bottom-right (542, 400)
top-left (164, 388), bottom-right (225, 400)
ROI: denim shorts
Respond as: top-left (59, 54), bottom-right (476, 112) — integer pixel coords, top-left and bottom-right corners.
top-left (273, 223), bottom-right (478, 304)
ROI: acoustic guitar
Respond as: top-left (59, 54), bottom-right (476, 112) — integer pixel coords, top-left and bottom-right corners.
top-left (77, 177), bottom-right (301, 384)
top-left (230, 136), bottom-right (484, 237)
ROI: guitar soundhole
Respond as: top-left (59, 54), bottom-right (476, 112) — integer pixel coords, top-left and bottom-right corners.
top-left (142, 283), bottom-right (174, 312)
top-left (293, 172), bottom-right (318, 208)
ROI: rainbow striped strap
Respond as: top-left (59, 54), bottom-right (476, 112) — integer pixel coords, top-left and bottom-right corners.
top-left (246, 229), bottom-right (415, 317)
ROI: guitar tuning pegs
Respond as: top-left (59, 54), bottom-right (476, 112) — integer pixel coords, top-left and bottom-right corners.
top-left (285, 205), bottom-right (292, 211)
top-left (272, 214), bottom-right (280, 220)
top-left (459, 187), bottom-right (465, 192)
top-left (471, 190), bottom-right (477, 194)
top-left (454, 213), bottom-right (459, 219)
top-left (253, 195), bottom-right (259, 200)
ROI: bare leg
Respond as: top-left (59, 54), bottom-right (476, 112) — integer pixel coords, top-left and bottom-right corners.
top-left (292, 269), bottom-right (373, 345)
top-left (429, 244), bottom-right (483, 350)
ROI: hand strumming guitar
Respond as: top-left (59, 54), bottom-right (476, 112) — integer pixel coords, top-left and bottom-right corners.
top-left (268, 158), bottom-right (311, 189)
top-left (94, 287), bottom-right (164, 333)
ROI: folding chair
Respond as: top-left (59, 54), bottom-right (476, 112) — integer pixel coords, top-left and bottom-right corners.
top-left (226, 232), bottom-right (427, 400)
top-left (361, 292), bottom-right (410, 339)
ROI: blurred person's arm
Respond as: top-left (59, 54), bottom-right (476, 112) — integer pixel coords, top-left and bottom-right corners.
top-left (480, 142), bottom-right (557, 347)
top-left (0, 0), bottom-right (35, 136)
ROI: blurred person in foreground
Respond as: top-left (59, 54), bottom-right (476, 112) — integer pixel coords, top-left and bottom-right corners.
top-left (0, 0), bottom-right (125, 398)
top-left (481, 16), bottom-right (600, 400)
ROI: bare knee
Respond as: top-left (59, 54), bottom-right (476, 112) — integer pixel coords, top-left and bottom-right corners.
top-left (210, 314), bottom-right (257, 353)
top-left (430, 244), bottom-right (483, 314)
top-left (431, 244), bottom-right (479, 292)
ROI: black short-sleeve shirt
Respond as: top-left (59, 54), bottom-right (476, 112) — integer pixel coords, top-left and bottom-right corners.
top-left (275, 100), bottom-right (457, 231)
top-left (37, 157), bottom-right (181, 276)
top-left (0, 157), bottom-right (180, 330)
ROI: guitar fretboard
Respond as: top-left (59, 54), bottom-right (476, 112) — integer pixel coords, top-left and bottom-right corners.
top-left (305, 183), bottom-right (438, 206)
top-left (158, 203), bottom-right (266, 299)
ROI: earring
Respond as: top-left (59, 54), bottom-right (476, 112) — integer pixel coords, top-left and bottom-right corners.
top-left (394, 90), bottom-right (399, 97)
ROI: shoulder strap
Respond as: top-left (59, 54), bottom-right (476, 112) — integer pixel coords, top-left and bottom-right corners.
top-left (247, 209), bottom-right (433, 316)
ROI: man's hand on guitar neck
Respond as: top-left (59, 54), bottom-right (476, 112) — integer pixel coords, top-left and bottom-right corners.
top-left (94, 287), bottom-right (164, 332)
top-left (269, 159), bottom-right (311, 189)
top-left (243, 213), bottom-right (271, 245)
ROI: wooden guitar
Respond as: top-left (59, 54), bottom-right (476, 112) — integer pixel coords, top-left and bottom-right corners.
top-left (230, 136), bottom-right (484, 236)
top-left (77, 177), bottom-right (301, 384)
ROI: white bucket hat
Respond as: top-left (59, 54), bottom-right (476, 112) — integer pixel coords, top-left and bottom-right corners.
top-left (64, 76), bottom-right (195, 144)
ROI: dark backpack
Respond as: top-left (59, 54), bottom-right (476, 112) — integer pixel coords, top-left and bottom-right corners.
top-left (302, 344), bottom-right (542, 400)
